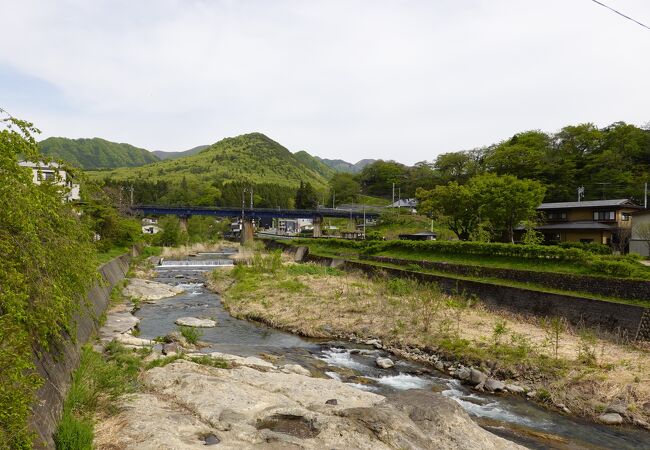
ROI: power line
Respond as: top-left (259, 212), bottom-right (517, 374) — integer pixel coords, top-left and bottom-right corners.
top-left (590, 0), bottom-right (650, 31)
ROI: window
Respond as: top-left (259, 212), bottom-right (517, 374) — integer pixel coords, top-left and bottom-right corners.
top-left (546, 211), bottom-right (567, 220)
top-left (593, 211), bottom-right (615, 221)
top-left (622, 213), bottom-right (631, 221)
top-left (580, 238), bottom-right (594, 244)
top-left (40, 171), bottom-right (55, 181)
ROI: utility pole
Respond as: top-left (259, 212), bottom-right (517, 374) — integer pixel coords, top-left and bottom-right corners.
top-left (392, 183), bottom-right (395, 206)
top-left (332, 191), bottom-right (336, 209)
top-left (249, 188), bottom-right (253, 209)
top-left (596, 182), bottom-right (610, 200)
top-left (645, 182), bottom-right (648, 209)
top-left (577, 186), bottom-right (585, 202)
top-left (129, 184), bottom-right (134, 206)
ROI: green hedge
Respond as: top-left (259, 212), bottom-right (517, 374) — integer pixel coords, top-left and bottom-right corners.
top-left (297, 238), bottom-right (590, 262)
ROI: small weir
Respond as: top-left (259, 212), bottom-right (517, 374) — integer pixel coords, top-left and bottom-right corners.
top-left (134, 251), bottom-right (650, 450)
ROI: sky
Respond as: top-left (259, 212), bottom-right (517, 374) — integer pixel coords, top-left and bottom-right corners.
top-left (1, 0), bottom-right (649, 165)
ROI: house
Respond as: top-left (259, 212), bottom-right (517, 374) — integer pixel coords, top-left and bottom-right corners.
top-left (386, 198), bottom-right (418, 213)
top-left (142, 225), bottom-right (161, 234)
top-left (630, 210), bottom-right (650, 257)
top-left (398, 231), bottom-right (437, 241)
top-left (19, 161), bottom-right (80, 201)
top-left (536, 199), bottom-right (643, 246)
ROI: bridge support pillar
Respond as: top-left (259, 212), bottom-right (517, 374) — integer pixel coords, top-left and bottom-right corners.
top-left (347, 218), bottom-right (357, 231)
top-left (241, 218), bottom-right (255, 245)
top-left (179, 216), bottom-right (189, 233)
top-left (313, 216), bottom-right (322, 238)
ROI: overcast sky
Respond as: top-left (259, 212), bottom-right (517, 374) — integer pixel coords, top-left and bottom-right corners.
top-left (1, 0), bottom-right (649, 164)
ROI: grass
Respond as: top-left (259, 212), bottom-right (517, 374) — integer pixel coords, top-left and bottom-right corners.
top-left (178, 326), bottom-right (203, 344)
top-left (96, 246), bottom-right (129, 265)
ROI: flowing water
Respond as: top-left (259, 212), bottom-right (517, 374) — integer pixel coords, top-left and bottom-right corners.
top-left (134, 252), bottom-right (650, 450)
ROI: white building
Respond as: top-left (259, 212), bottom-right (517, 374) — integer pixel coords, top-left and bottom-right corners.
top-left (142, 225), bottom-right (161, 234)
top-left (19, 161), bottom-right (80, 201)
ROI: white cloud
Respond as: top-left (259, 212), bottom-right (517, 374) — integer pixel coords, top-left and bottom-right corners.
top-left (1, 0), bottom-right (649, 163)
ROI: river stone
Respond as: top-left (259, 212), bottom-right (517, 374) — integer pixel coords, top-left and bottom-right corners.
top-left (469, 368), bottom-right (487, 386)
top-left (598, 413), bottom-right (624, 425)
top-left (376, 357), bottom-right (395, 369)
top-left (162, 342), bottom-right (180, 356)
top-left (123, 278), bottom-right (183, 302)
top-left (434, 361), bottom-right (445, 371)
top-left (325, 399), bottom-right (338, 405)
top-left (204, 433), bottom-right (220, 445)
top-left (505, 384), bottom-right (525, 394)
top-left (175, 317), bottom-right (217, 328)
top-left (484, 378), bottom-right (506, 392)
top-left (281, 364), bottom-right (311, 376)
top-left (115, 334), bottom-right (153, 347)
top-left (606, 404), bottom-right (627, 415)
top-left (456, 366), bottom-right (471, 381)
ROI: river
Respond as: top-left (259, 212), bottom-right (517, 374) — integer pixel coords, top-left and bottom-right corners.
top-left (134, 251), bottom-right (650, 450)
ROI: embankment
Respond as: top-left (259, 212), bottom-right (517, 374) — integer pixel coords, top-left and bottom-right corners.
top-left (29, 252), bottom-right (133, 449)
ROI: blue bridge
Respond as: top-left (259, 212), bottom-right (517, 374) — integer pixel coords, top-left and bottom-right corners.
top-left (132, 205), bottom-right (379, 220)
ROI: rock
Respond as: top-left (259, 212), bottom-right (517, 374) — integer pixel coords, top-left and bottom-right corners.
top-left (95, 359), bottom-right (524, 449)
top-left (469, 368), bottom-right (487, 386)
top-left (505, 384), bottom-right (525, 394)
top-left (606, 404), bottom-right (627, 415)
top-left (162, 342), bottom-right (180, 356)
top-left (114, 335), bottom-right (153, 347)
top-left (555, 403), bottom-right (571, 414)
top-left (484, 378), bottom-right (506, 392)
top-left (293, 246), bottom-right (309, 262)
top-left (325, 399), bottom-right (338, 405)
top-left (376, 357), bottom-right (395, 369)
top-left (365, 338), bottom-right (382, 348)
top-left (526, 390), bottom-right (537, 399)
top-left (175, 317), bottom-right (217, 328)
top-left (456, 366), bottom-right (471, 381)
top-left (633, 418), bottom-right (650, 430)
top-left (122, 278), bottom-right (183, 302)
top-left (203, 433), bottom-right (220, 445)
top-left (187, 352), bottom-right (275, 370)
top-left (642, 401), bottom-right (650, 414)
top-left (598, 413), bottom-right (624, 425)
top-left (281, 364), bottom-right (311, 377)
top-left (434, 361), bottom-right (445, 372)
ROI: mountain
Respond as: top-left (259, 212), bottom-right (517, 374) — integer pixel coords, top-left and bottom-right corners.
top-left (293, 150), bottom-right (335, 180)
top-left (38, 137), bottom-right (159, 170)
top-left (90, 133), bottom-right (330, 207)
top-left (317, 157), bottom-right (376, 173)
top-left (152, 145), bottom-right (209, 160)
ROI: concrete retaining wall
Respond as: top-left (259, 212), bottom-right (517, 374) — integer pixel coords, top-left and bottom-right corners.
top-left (29, 253), bottom-right (132, 449)
top-left (361, 255), bottom-right (650, 301)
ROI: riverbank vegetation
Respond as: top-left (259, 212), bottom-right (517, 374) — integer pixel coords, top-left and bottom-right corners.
top-left (0, 112), bottom-right (144, 448)
top-left (212, 251), bottom-right (650, 427)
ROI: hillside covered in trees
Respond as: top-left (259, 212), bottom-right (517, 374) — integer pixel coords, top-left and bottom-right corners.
top-left (39, 137), bottom-right (160, 169)
top-left (91, 133), bottom-right (330, 208)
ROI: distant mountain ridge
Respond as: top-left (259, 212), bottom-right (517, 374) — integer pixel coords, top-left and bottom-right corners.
top-left (152, 145), bottom-right (209, 160)
top-left (38, 137), bottom-right (160, 170)
top-left (316, 157), bottom-right (376, 173)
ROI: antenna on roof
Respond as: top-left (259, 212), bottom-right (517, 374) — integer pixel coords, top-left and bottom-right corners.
top-left (577, 186), bottom-right (585, 202)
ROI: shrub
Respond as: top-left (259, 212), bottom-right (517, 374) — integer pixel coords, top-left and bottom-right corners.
top-left (54, 414), bottom-right (93, 450)
top-left (178, 326), bottom-right (203, 344)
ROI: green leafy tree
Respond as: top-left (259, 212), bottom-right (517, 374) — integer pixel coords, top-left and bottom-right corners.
top-left (470, 174), bottom-right (545, 243)
top-left (416, 183), bottom-right (479, 240)
top-left (358, 160), bottom-right (408, 197)
top-left (328, 173), bottom-right (361, 206)
top-left (294, 181), bottom-right (319, 209)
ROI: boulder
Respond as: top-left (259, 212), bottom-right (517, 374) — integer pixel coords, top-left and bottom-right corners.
top-left (175, 317), bottom-right (217, 328)
top-left (162, 342), bottom-right (180, 356)
top-left (123, 278), bottom-right (183, 302)
top-left (484, 378), bottom-right (506, 392)
top-left (376, 357), bottom-right (395, 369)
top-left (598, 413), bottom-right (624, 425)
top-left (434, 361), bottom-right (445, 372)
top-left (281, 364), bottom-right (311, 377)
top-left (469, 368), bottom-right (487, 386)
top-left (114, 335), bottom-right (153, 347)
top-left (456, 366), bottom-right (471, 381)
top-left (505, 384), bottom-right (525, 394)
top-left (605, 404), bottom-right (627, 415)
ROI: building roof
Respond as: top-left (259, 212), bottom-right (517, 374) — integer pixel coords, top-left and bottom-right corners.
top-left (537, 199), bottom-right (643, 210)
top-left (402, 231), bottom-right (438, 236)
top-left (535, 221), bottom-right (616, 231)
top-left (387, 198), bottom-right (418, 208)
top-left (19, 160), bottom-right (63, 169)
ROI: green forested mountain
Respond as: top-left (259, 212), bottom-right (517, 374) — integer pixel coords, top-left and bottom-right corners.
top-left (317, 157), bottom-right (376, 173)
top-left (39, 137), bottom-right (159, 169)
top-left (293, 150), bottom-right (335, 179)
top-left (92, 133), bottom-right (330, 207)
top-left (152, 145), bottom-right (209, 160)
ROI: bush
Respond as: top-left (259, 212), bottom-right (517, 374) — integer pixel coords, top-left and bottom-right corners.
top-left (178, 326), bottom-right (203, 344)
top-left (558, 242), bottom-right (612, 255)
top-left (54, 414), bottom-right (93, 450)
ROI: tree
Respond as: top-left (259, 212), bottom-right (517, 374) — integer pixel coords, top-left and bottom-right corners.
top-left (294, 181), bottom-right (318, 209)
top-left (416, 183), bottom-right (479, 240)
top-left (470, 174), bottom-right (545, 243)
top-left (358, 160), bottom-right (408, 197)
top-left (328, 173), bottom-right (361, 205)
